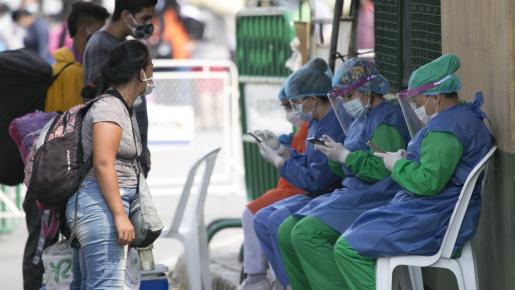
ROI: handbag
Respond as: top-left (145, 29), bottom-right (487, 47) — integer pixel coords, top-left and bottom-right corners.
top-left (120, 88), bottom-right (163, 248)
top-left (129, 171), bottom-right (164, 248)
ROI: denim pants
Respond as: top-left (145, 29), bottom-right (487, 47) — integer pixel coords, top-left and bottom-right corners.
top-left (66, 178), bottom-right (136, 290)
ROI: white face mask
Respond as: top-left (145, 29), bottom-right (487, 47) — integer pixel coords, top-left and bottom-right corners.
top-left (25, 3), bottom-right (39, 14)
top-left (414, 105), bottom-right (429, 124)
top-left (286, 110), bottom-right (304, 127)
top-left (291, 99), bottom-right (314, 121)
top-left (414, 97), bottom-right (436, 124)
top-left (142, 71), bottom-right (156, 95)
top-left (343, 98), bottom-right (366, 118)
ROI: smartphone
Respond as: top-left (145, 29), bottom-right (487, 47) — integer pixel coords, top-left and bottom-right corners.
top-left (307, 137), bottom-right (326, 146)
top-left (367, 141), bottom-right (385, 153)
top-left (247, 132), bottom-right (262, 143)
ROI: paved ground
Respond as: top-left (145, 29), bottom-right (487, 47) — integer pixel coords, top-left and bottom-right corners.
top-left (0, 191), bottom-right (246, 289)
top-left (0, 126), bottom-right (248, 289)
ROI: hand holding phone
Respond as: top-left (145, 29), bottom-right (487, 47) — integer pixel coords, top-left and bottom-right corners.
top-left (248, 131), bottom-right (262, 143)
top-left (367, 141), bottom-right (385, 153)
top-left (307, 137), bottom-right (326, 146)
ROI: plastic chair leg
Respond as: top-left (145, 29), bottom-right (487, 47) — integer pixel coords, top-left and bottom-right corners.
top-left (394, 266), bottom-right (422, 290)
top-left (184, 236), bottom-right (203, 290)
top-left (457, 246), bottom-right (479, 290)
top-left (376, 258), bottom-right (393, 290)
top-left (408, 266), bottom-right (424, 290)
top-left (198, 229), bottom-right (212, 290)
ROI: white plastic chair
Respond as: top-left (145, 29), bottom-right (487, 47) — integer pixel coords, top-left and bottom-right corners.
top-left (376, 146), bottom-right (497, 290)
top-left (160, 148), bottom-right (221, 290)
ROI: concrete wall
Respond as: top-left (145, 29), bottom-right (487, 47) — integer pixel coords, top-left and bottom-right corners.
top-left (442, 0), bottom-right (513, 151)
top-left (429, 0), bottom-right (515, 289)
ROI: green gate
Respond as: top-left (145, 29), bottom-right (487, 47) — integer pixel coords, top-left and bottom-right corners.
top-left (374, 0), bottom-right (404, 91)
top-left (236, 8), bottom-right (295, 201)
top-left (374, 0), bottom-right (442, 89)
top-left (0, 185), bottom-right (24, 234)
top-left (408, 0), bottom-right (442, 72)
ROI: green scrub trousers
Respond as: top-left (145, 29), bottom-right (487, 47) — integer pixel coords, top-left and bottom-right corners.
top-left (334, 237), bottom-right (376, 290)
top-left (277, 216), bottom-right (347, 290)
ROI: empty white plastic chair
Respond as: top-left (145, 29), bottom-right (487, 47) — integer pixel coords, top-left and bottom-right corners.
top-left (376, 146), bottom-right (497, 290)
top-left (160, 148), bottom-right (221, 290)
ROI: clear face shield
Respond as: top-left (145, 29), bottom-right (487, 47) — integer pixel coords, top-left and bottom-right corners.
top-left (396, 75), bottom-right (453, 137)
top-left (327, 92), bottom-right (353, 135)
top-left (396, 92), bottom-right (426, 138)
top-left (327, 75), bottom-right (377, 135)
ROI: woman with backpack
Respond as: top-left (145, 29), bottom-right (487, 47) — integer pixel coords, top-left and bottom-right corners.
top-left (66, 40), bottom-right (155, 289)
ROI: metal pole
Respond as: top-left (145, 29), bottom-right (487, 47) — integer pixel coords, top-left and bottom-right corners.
top-left (328, 0), bottom-right (344, 71)
top-left (347, 0), bottom-right (360, 58)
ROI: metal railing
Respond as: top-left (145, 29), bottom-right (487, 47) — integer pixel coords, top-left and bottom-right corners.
top-left (0, 185), bottom-right (24, 233)
top-left (147, 59), bottom-right (245, 197)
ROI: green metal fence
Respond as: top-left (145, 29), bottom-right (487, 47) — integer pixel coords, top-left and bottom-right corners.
top-left (374, 0), bottom-right (404, 91)
top-left (374, 0), bottom-right (442, 90)
top-left (0, 185), bottom-right (23, 234)
top-left (242, 140), bottom-right (280, 201)
top-left (409, 0), bottom-right (442, 73)
top-left (237, 8), bottom-right (294, 201)
top-left (236, 9), bottom-right (295, 77)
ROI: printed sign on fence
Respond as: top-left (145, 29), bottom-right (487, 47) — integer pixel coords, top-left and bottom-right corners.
top-left (147, 103), bottom-right (194, 150)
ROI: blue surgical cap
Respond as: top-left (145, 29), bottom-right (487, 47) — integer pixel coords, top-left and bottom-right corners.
top-left (285, 58), bottom-right (333, 100)
top-left (332, 58), bottom-right (390, 95)
top-left (277, 81), bottom-right (288, 101)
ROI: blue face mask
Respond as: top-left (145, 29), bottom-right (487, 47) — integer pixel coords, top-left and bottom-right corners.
top-left (343, 98), bottom-right (366, 118)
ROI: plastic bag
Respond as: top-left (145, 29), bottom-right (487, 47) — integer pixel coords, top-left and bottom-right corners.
top-left (42, 240), bottom-right (73, 290)
top-left (42, 241), bottom-right (141, 290)
top-left (125, 247), bottom-right (142, 290)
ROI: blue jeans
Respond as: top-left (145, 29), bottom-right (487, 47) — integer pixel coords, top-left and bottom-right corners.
top-left (66, 178), bottom-right (136, 290)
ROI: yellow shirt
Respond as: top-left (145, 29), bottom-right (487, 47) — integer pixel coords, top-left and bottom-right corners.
top-left (45, 47), bottom-right (84, 112)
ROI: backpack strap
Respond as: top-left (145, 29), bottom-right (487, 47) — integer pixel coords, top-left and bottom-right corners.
top-left (51, 62), bottom-right (74, 84)
top-left (68, 95), bottom-right (109, 248)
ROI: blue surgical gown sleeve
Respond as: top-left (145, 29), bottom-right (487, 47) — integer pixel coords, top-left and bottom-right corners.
top-left (278, 133), bottom-right (293, 146)
top-left (280, 147), bottom-right (339, 194)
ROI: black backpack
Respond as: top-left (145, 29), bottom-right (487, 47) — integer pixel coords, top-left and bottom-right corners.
top-left (25, 98), bottom-right (100, 208)
top-left (0, 49), bottom-right (72, 185)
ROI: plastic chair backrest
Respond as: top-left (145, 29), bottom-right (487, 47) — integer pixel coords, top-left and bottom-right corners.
top-left (167, 148), bottom-right (221, 234)
top-left (438, 146), bottom-right (497, 259)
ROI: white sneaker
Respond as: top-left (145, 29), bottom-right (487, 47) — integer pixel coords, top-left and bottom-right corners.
top-left (237, 279), bottom-right (273, 290)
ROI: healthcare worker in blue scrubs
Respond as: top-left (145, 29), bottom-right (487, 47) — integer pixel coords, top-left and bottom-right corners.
top-left (276, 58), bottom-right (410, 290)
top-left (334, 54), bottom-right (494, 290)
top-left (249, 58), bottom-right (346, 290)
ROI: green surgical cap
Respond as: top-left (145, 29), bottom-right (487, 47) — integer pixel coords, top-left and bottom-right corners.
top-left (408, 54), bottom-right (462, 95)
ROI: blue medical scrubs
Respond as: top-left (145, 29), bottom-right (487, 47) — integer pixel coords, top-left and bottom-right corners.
top-left (253, 108), bottom-right (344, 285)
top-left (343, 93), bottom-right (494, 257)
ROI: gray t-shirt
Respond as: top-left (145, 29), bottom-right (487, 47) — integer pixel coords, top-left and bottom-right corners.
top-left (81, 94), bottom-right (142, 188)
top-left (83, 30), bottom-right (123, 85)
